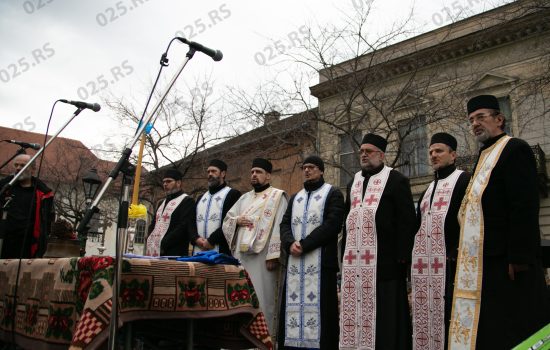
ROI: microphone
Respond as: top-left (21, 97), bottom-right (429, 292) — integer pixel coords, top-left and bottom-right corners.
top-left (4, 140), bottom-right (41, 150)
top-left (60, 99), bottom-right (101, 112)
top-left (176, 38), bottom-right (223, 61)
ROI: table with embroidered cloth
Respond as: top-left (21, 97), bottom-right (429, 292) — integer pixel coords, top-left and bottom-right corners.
top-left (0, 257), bottom-right (273, 349)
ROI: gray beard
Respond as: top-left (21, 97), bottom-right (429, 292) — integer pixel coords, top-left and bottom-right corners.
top-left (475, 131), bottom-right (490, 143)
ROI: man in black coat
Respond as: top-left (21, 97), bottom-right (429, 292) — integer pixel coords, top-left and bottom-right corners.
top-left (279, 155), bottom-right (345, 349)
top-left (340, 133), bottom-right (416, 350)
top-left (146, 168), bottom-right (198, 256)
top-left (194, 159), bottom-right (241, 255)
top-left (0, 153), bottom-right (54, 258)
top-left (448, 95), bottom-right (550, 349)
top-left (411, 132), bottom-right (470, 350)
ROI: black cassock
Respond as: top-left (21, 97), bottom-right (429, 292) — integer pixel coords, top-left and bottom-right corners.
top-left (147, 190), bottom-right (198, 256)
top-left (470, 134), bottom-right (550, 349)
top-left (415, 164), bottom-right (470, 348)
top-left (279, 178), bottom-right (345, 350)
top-left (343, 165), bottom-right (417, 350)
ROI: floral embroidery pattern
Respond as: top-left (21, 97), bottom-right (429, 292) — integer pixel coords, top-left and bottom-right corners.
top-left (178, 280), bottom-right (206, 308)
top-left (120, 279), bottom-right (150, 308)
top-left (46, 305), bottom-right (74, 341)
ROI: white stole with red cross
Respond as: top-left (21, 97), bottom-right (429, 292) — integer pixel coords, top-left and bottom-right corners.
top-left (194, 186), bottom-right (232, 253)
top-left (284, 183), bottom-right (332, 348)
top-left (411, 169), bottom-right (462, 350)
top-left (339, 166), bottom-right (391, 350)
top-left (449, 135), bottom-right (511, 350)
top-left (146, 192), bottom-right (188, 257)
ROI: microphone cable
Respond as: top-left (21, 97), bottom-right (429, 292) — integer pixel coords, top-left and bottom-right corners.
top-left (134, 37), bottom-right (181, 136)
top-left (9, 100), bottom-right (60, 347)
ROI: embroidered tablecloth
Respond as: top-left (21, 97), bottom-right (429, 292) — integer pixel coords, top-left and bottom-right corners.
top-left (0, 257), bottom-right (272, 349)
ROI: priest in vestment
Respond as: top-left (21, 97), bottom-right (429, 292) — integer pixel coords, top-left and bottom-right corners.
top-left (222, 158), bottom-right (288, 336)
top-left (411, 133), bottom-right (470, 350)
top-left (278, 155), bottom-right (345, 349)
top-left (194, 159), bottom-right (241, 255)
top-left (339, 133), bottom-right (416, 350)
top-left (448, 95), bottom-right (550, 349)
top-left (146, 168), bottom-right (199, 257)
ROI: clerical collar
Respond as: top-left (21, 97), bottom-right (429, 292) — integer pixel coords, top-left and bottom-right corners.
top-left (361, 163), bottom-right (384, 177)
top-left (304, 177), bottom-right (325, 192)
top-left (166, 190), bottom-right (183, 201)
top-left (208, 182), bottom-right (227, 194)
top-left (481, 132), bottom-right (506, 150)
top-left (435, 164), bottom-right (456, 180)
top-left (253, 183), bottom-right (271, 193)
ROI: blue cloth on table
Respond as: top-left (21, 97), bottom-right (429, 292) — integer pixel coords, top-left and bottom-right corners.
top-left (176, 251), bottom-right (240, 265)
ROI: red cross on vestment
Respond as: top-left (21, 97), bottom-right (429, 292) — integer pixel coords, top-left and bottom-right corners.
top-left (161, 213), bottom-right (170, 222)
top-left (421, 200), bottom-right (429, 213)
top-left (433, 197), bottom-right (448, 210)
top-left (344, 250), bottom-right (357, 264)
top-left (365, 194), bottom-right (378, 206)
top-left (414, 258), bottom-right (428, 274)
top-left (431, 257), bottom-right (444, 273)
top-left (361, 250), bottom-right (375, 264)
top-left (343, 280), bottom-right (355, 295)
top-left (351, 197), bottom-right (361, 208)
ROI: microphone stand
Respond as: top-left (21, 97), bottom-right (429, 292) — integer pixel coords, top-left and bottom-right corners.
top-left (0, 108), bottom-right (85, 198)
top-left (0, 147), bottom-right (26, 171)
top-left (108, 163), bottom-right (134, 350)
top-left (0, 196), bottom-right (13, 257)
top-left (77, 46), bottom-right (198, 350)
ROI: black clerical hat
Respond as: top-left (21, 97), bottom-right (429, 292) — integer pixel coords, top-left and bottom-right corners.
top-left (303, 155), bottom-right (324, 171)
top-left (209, 159), bottom-right (227, 172)
top-left (252, 158), bottom-right (272, 173)
top-left (164, 168), bottom-right (183, 180)
top-left (467, 95), bottom-right (500, 114)
top-left (430, 132), bottom-right (457, 151)
top-left (361, 133), bottom-right (387, 152)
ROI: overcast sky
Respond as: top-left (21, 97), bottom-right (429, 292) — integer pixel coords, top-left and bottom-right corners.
top-left (0, 0), bottom-right (503, 160)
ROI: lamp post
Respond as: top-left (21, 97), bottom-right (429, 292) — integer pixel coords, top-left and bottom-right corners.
top-left (81, 168), bottom-right (102, 255)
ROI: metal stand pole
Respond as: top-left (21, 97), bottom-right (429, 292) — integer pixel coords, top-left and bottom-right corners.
top-left (0, 108), bottom-right (84, 197)
top-left (108, 166), bottom-right (133, 350)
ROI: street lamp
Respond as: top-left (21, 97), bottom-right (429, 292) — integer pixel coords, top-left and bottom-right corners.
top-left (81, 168), bottom-right (102, 255)
top-left (82, 168), bottom-right (102, 204)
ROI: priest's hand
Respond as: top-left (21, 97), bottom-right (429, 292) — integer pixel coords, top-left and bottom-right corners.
top-left (203, 240), bottom-right (214, 250)
top-left (195, 237), bottom-right (207, 249)
top-left (237, 216), bottom-right (254, 228)
top-left (290, 241), bottom-right (303, 257)
top-left (508, 263), bottom-right (529, 281)
top-left (266, 258), bottom-right (279, 271)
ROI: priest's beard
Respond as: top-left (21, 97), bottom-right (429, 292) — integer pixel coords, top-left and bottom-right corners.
top-left (208, 176), bottom-right (221, 189)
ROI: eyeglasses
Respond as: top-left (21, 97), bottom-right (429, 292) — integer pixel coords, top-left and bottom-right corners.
top-left (468, 113), bottom-right (494, 125)
top-left (359, 149), bottom-right (381, 155)
top-left (301, 165), bottom-right (318, 171)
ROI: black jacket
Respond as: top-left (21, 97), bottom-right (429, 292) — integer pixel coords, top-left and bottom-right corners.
top-left (148, 190), bottom-right (198, 256)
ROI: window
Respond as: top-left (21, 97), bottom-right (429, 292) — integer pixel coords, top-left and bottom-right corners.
top-left (497, 96), bottom-right (512, 135)
top-left (339, 131), bottom-right (362, 187)
top-left (398, 116), bottom-right (429, 177)
top-left (134, 219), bottom-right (147, 244)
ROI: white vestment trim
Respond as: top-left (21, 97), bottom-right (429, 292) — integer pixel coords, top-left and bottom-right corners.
top-left (339, 166), bottom-right (391, 350)
top-left (146, 192), bottom-right (188, 257)
top-left (412, 169), bottom-right (462, 350)
top-left (449, 135), bottom-right (511, 350)
top-left (284, 183), bottom-right (332, 348)
top-left (194, 186), bottom-right (231, 253)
